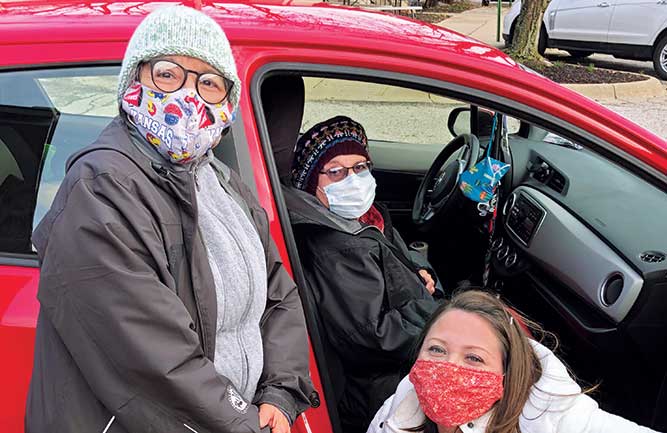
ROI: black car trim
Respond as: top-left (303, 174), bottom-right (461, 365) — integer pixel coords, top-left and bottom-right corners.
top-left (0, 60), bottom-right (122, 73)
top-left (549, 39), bottom-right (653, 60)
top-left (0, 253), bottom-right (39, 268)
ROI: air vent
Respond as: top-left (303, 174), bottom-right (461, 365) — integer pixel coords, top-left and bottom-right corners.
top-left (601, 274), bottom-right (624, 306)
top-left (640, 251), bottom-right (666, 263)
top-left (547, 172), bottom-right (566, 193)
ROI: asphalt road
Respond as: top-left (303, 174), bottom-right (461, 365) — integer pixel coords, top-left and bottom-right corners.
top-left (538, 51), bottom-right (667, 139)
top-left (601, 97), bottom-right (667, 140)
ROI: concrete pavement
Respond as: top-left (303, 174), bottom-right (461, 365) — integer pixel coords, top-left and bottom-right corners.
top-left (436, 5), bottom-right (508, 49)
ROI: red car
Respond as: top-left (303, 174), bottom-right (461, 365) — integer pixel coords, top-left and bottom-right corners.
top-left (1, 1), bottom-right (666, 432)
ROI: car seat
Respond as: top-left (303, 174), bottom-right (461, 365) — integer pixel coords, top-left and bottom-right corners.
top-left (261, 74), bottom-right (346, 433)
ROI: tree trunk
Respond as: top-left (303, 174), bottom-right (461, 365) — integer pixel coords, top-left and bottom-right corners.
top-left (507, 0), bottom-right (549, 63)
top-left (423, 0), bottom-right (439, 9)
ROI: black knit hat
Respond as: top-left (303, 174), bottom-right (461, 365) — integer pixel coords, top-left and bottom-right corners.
top-left (291, 116), bottom-right (370, 193)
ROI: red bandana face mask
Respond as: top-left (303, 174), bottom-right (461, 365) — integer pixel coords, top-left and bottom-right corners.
top-left (409, 359), bottom-right (504, 427)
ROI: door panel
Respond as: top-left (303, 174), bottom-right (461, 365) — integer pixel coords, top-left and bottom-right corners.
top-left (609, 0), bottom-right (667, 45)
top-left (551, 0), bottom-right (615, 42)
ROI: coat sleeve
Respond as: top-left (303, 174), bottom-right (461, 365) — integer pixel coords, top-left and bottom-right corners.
top-left (304, 235), bottom-right (438, 369)
top-left (524, 340), bottom-right (660, 433)
top-left (34, 173), bottom-right (265, 433)
top-left (557, 395), bottom-right (660, 433)
top-left (253, 238), bottom-right (315, 424)
top-left (366, 392), bottom-right (395, 433)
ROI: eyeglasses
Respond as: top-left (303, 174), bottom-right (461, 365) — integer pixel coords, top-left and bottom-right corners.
top-left (319, 161), bottom-right (373, 183)
top-left (145, 59), bottom-right (234, 104)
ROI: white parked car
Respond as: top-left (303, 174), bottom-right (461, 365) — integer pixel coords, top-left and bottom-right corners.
top-left (503, 0), bottom-right (667, 79)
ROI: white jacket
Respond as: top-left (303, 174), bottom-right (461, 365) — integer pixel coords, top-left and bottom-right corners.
top-left (367, 340), bottom-right (660, 433)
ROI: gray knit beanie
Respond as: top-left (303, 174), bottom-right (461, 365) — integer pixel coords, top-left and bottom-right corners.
top-left (117, 5), bottom-right (240, 111)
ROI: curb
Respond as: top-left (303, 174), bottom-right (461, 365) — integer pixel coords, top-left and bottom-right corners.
top-left (563, 76), bottom-right (667, 102)
top-left (305, 75), bottom-right (667, 104)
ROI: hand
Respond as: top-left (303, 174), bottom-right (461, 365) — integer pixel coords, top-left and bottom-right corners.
top-left (419, 269), bottom-right (436, 295)
top-left (258, 404), bottom-right (290, 433)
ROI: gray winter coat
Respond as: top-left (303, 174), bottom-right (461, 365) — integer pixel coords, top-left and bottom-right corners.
top-left (26, 117), bottom-right (315, 433)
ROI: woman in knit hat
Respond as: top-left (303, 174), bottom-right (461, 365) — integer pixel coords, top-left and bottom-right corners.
top-left (26, 6), bottom-right (314, 433)
top-left (286, 116), bottom-right (441, 433)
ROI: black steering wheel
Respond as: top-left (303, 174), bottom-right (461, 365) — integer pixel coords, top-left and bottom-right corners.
top-left (412, 133), bottom-right (480, 226)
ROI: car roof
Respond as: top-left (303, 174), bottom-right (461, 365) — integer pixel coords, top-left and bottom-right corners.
top-left (0, 0), bottom-right (517, 70)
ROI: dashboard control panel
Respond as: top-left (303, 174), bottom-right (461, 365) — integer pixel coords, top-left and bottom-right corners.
top-left (506, 193), bottom-right (545, 246)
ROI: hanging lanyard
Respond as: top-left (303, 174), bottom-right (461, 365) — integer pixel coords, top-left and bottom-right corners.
top-left (482, 113), bottom-right (503, 287)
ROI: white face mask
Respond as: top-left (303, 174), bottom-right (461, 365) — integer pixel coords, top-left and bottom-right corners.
top-left (321, 170), bottom-right (377, 219)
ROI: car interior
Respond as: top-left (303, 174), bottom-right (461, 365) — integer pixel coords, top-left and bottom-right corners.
top-left (0, 65), bottom-right (665, 432)
top-left (255, 72), bottom-right (667, 432)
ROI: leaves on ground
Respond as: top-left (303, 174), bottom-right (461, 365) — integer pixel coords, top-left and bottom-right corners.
top-left (427, 0), bottom-right (478, 13)
top-left (413, 11), bottom-right (451, 23)
top-left (524, 60), bottom-right (649, 84)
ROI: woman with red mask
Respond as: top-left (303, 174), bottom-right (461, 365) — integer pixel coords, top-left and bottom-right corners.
top-left (367, 290), bottom-right (659, 433)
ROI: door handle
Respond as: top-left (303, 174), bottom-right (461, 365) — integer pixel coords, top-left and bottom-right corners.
top-left (597, 1), bottom-right (610, 6)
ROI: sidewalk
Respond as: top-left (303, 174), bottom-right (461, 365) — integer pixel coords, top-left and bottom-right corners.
top-left (436, 5), bottom-right (508, 49)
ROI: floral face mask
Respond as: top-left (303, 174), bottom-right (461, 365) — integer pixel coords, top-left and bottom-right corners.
top-left (409, 359), bottom-right (504, 427)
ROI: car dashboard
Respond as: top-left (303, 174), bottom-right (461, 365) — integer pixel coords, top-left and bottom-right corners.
top-left (494, 134), bottom-right (667, 326)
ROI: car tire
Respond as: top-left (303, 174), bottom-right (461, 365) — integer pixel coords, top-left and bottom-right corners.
top-left (538, 26), bottom-right (547, 56)
top-left (567, 50), bottom-right (593, 59)
top-left (653, 34), bottom-right (667, 80)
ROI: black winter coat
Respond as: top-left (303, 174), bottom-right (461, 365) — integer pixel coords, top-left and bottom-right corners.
top-left (285, 188), bottom-right (441, 433)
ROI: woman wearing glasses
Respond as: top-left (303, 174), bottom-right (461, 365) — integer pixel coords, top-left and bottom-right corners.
top-left (287, 116), bottom-right (441, 433)
top-left (26, 6), bottom-right (314, 433)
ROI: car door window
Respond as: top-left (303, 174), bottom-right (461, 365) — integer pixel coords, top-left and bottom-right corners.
top-left (0, 67), bottom-right (119, 255)
top-left (302, 77), bottom-right (469, 173)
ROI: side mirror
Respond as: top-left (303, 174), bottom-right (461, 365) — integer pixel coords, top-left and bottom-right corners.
top-left (447, 107), bottom-right (470, 137)
top-left (447, 107), bottom-right (495, 137)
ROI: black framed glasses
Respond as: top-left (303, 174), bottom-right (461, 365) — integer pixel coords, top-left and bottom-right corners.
top-left (319, 161), bottom-right (373, 183)
top-left (146, 59), bottom-right (234, 104)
